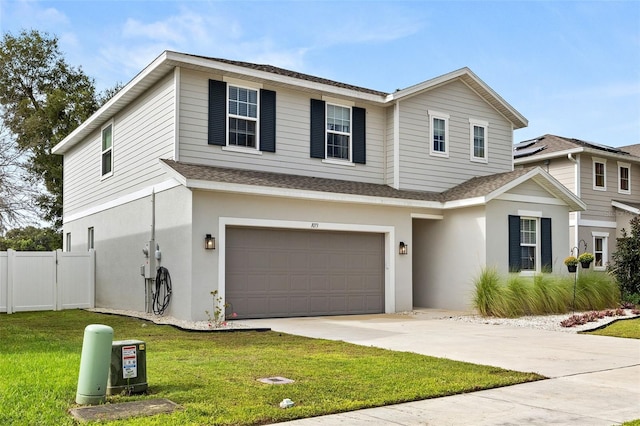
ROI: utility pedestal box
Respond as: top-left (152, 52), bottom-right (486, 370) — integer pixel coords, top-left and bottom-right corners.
top-left (107, 340), bottom-right (148, 395)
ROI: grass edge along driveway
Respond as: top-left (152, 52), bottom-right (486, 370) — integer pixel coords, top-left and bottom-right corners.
top-left (0, 310), bottom-right (544, 425)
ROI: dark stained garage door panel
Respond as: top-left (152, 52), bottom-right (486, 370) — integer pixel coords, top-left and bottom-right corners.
top-left (225, 227), bottom-right (384, 319)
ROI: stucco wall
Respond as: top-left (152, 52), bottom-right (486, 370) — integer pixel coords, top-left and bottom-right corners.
top-left (63, 185), bottom-right (193, 319)
top-left (413, 206), bottom-right (486, 311)
top-left (191, 191), bottom-right (434, 321)
top-left (485, 200), bottom-right (571, 275)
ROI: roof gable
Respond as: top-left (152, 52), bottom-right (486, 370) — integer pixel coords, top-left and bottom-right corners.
top-left (514, 134), bottom-right (640, 163)
top-left (388, 67), bottom-right (527, 129)
top-left (53, 51), bottom-right (527, 154)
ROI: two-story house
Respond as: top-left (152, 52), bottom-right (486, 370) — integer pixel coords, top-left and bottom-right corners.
top-left (52, 52), bottom-right (584, 321)
top-left (514, 135), bottom-right (640, 270)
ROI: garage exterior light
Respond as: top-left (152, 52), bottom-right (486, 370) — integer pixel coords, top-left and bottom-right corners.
top-left (399, 241), bottom-right (408, 255)
top-left (205, 234), bottom-right (215, 250)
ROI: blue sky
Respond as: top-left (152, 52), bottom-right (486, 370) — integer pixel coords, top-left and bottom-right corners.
top-left (1, 0), bottom-right (639, 147)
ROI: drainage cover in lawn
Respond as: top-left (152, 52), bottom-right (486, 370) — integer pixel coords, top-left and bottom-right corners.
top-left (257, 376), bottom-right (295, 385)
top-left (69, 398), bottom-right (181, 423)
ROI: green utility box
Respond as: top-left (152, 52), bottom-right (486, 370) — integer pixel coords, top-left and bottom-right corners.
top-left (76, 324), bottom-right (114, 405)
top-left (107, 339), bottom-right (148, 395)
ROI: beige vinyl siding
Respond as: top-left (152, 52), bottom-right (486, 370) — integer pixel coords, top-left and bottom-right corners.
top-left (63, 72), bottom-right (175, 217)
top-left (178, 69), bottom-right (385, 184)
top-left (519, 158), bottom-right (576, 194)
top-left (397, 80), bottom-right (514, 192)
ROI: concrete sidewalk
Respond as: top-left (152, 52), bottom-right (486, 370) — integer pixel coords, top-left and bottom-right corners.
top-left (241, 311), bottom-right (640, 425)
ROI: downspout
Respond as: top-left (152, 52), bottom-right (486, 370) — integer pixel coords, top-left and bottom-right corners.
top-left (567, 153), bottom-right (580, 252)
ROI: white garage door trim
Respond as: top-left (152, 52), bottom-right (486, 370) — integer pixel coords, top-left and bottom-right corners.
top-left (218, 217), bottom-right (395, 314)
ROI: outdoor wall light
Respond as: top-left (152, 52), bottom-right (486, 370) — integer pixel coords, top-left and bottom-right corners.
top-left (204, 234), bottom-right (216, 250)
top-left (399, 241), bottom-right (408, 255)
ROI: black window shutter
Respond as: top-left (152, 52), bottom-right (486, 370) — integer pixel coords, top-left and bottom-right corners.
top-left (310, 99), bottom-right (325, 159)
top-left (208, 80), bottom-right (227, 146)
top-left (260, 89), bottom-right (276, 152)
top-left (352, 106), bottom-right (366, 164)
top-left (508, 215), bottom-right (521, 272)
top-left (541, 217), bottom-right (552, 272)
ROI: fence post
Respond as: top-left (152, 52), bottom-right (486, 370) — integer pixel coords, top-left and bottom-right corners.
top-left (7, 249), bottom-right (14, 314)
top-left (55, 249), bottom-right (62, 311)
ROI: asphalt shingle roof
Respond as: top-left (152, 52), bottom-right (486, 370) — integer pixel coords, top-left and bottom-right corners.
top-left (161, 159), bottom-right (537, 204)
top-left (184, 54), bottom-right (389, 97)
top-left (514, 134), bottom-right (640, 160)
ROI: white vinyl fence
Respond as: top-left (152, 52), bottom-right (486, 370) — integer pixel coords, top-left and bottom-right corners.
top-left (0, 249), bottom-right (95, 314)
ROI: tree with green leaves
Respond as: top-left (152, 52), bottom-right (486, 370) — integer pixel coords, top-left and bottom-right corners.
top-left (0, 29), bottom-right (100, 229)
top-left (608, 216), bottom-right (640, 302)
top-left (0, 226), bottom-right (62, 251)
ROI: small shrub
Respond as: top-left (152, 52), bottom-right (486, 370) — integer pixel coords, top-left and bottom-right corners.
top-left (473, 267), bottom-right (502, 317)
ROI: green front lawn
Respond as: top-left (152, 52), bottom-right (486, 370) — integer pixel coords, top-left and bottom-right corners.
top-left (0, 310), bottom-right (543, 425)
top-left (582, 318), bottom-right (640, 339)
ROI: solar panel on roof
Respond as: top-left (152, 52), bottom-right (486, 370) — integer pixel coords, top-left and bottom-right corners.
top-left (513, 139), bottom-right (538, 150)
top-left (574, 139), bottom-right (622, 153)
top-left (514, 145), bottom-right (546, 158)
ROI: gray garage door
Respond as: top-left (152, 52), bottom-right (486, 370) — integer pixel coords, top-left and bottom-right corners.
top-left (225, 227), bottom-right (384, 319)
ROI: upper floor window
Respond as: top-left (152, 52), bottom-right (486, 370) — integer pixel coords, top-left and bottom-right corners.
top-left (618, 162), bottom-right (630, 194)
top-left (208, 79), bottom-right (276, 153)
top-left (228, 85), bottom-right (258, 148)
top-left (593, 158), bottom-right (606, 191)
top-left (101, 123), bottom-right (113, 177)
top-left (326, 104), bottom-right (351, 161)
top-left (469, 119), bottom-right (488, 163)
top-left (428, 110), bottom-right (449, 158)
top-left (310, 98), bottom-right (366, 164)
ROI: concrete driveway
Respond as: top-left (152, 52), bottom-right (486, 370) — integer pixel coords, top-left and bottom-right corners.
top-left (240, 311), bottom-right (640, 425)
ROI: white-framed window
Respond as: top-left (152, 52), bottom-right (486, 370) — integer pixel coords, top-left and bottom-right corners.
top-left (592, 232), bottom-right (609, 271)
top-left (87, 227), bottom-right (94, 250)
top-left (326, 103), bottom-right (351, 161)
top-left (101, 122), bottom-right (113, 178)
top-left (593, 158), bottom-right (606, 191)
top-left (469, 119), bottom-right (488, 163)
top-left (228, 85), bottom-right (259, 149)
top-left (428, 110), bottom-right (449, 158)
top-left (520, 217), bottom-right (538, 272)
top-left (618, 162), bottom-right (631, 194)
top-left (66, 232), bottom-right (71, 252)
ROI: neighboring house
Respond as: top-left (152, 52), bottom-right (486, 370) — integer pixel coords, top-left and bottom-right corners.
top-left (514, 135), bottom-right (640, 270)
top-left (52, 51), bottom-right (584, 320)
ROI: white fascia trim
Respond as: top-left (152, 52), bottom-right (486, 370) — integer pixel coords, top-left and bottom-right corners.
top-left (62, 179), bottom-right (181, 223)
top-left (612, 200), bottom-right (640, 214)
top-left (173, 67), bottom-right (180, 161)
top-left (578, 219), bottom-right (617, 228)
top-left (514, 147), bottom-right (583, 165)
top-left (217, 217), bottom-right (396, 314)
top-left (411, 213), bottom-right (444, 219)
top-left (186, 178), bottom-right (442, 209)
top-left (496, 193), bottom-right (567, 206)
top-left (169, 51), bottom-right (386, 104)
top-left (442, 197), bottom-right (487, 209)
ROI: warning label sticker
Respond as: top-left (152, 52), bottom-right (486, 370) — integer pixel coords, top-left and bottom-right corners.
top-left (122, 345), bottom-right (137, 379)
